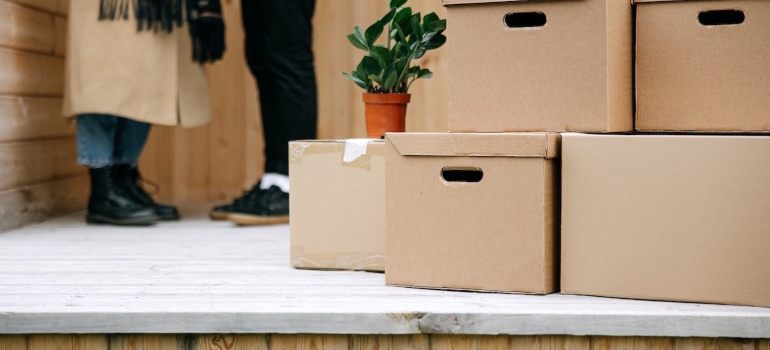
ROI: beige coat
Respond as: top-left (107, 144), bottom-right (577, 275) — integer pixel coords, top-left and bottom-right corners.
top-left (63, 0), bottom-right (211, 128)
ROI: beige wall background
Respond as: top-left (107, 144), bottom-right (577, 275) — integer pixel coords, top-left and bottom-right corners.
top-left (138, 0), bottom-right (449, 204)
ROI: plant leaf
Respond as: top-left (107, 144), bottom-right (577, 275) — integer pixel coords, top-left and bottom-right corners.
top-left (424, 19), bottom-right (446, 33)
top-left (361, 55), bottom-right (382, 77)
top-left (383, 71), bottom-right (398, 92)
top-left (423, 12), bottom-right (439, 27)
top-left (418, 68), bottom-right (433, 79)
top-left (370, 45), bottom-right (391, 69)
top-left (421, 31), bottom-right (437, 44)
top-left (380, 9), bottom-right (396, 25)
top-left (426, 33), bottom-right (447, 50)
top-left (411, 14), bottom-right (423, 41)
top-left (354, 26), bottom-right (368, 49)
top-left (347, 33), bottom-right (368, 51)
top-left (393, 22), bottom-right (408, 44)
top-left (390, 0), bottom-right (407, 9)
top-left (368, 74), bottom-right (383, 85)
top-left (365, 21), bottom-right (384, 47)
top-left (394, 8), bottom-right (413, 36)
top-left (343, 72), bottom-right (368, 90)
top-left (413, 42), bottom-right (428, 59)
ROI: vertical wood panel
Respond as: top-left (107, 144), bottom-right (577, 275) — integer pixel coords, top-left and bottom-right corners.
top-left (109, 335), bottom-right (180, 350)
top-left (714, 339), bottom-right (756, 350)
top-left (193, 335), bottom-right (268, 350)
top-left (27, 335), bottom-right (72, 350)
top-left (509, 335), bottom-right (590, 350)
top-left (0, 335), bottom-right (27, 350)
top-left (592, 337), bottom-right (673, 350)
top-left (269, 334), bottom-right (348, 350)
top-left (73, 335), bottom-right (108, 350)
top-left (431, 335), bottom-right (509, 350)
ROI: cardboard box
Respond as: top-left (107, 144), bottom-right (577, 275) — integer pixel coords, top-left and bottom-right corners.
top-left (443, 0), bottom-right (633, 132)
top-left (385, 132), bottom-right (560, 294)
top-left (636, 0), bottom-right (770, 132)
top-left (289, 139), bottom-right (385, 272)
top-left (561, 133), bottom-right (770, 307)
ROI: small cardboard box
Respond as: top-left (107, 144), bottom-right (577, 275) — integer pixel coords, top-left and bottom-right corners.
top-left (443, 0), bottom-right (633, 132)
top-left (636, 0), bottom-right (770, 132)
top-left (385, 132), bottom-right (560, 294)
top-left (561, 133), bottom-right (770, 307)
top-left (289, 139), bottom-right (385, 272)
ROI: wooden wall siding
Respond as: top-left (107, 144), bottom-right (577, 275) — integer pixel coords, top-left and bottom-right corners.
top-left (0, 0), bottom-right (83, 232)
top-left (0, 335), bottom-right (768, 350)
top-left (139, 0), bottom-right (448, 203)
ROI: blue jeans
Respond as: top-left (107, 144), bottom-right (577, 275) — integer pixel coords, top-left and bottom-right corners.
top-left (76, 114), bottom-right (152, 168)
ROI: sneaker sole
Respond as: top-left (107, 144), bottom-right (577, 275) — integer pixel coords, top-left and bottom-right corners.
top-left (228, 213), bottom-right (289, 226)
top-left (86, 214), bottom-right (159, 226)
top-left (209, 211), bottom-right (231, 221)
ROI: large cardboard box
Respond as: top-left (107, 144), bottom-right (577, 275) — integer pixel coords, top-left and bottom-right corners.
top-left (443, 0), bottom-right (633, 132)
top-left (385, 132), bottom-right (560, 294)
top-left (561, 133), bottom-right (770, 307)
top-left (289, 139), bottom-right (385, 272)
top-left (636, 0), bottom-right (770, 132)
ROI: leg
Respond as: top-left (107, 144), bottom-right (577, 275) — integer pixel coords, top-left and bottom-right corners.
top-left (111, 118), bottom-right (181, 221)
top-left (212, 1), bottom-right (317, 224)
top-left (77, 114), bottom-right (158, 226)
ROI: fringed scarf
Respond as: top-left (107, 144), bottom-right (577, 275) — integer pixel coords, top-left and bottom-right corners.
top-left (98, 0), bottom-right (225, 64)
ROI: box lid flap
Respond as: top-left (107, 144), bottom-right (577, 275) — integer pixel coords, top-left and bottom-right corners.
top-left (386, 132), bottom-right (560, 158)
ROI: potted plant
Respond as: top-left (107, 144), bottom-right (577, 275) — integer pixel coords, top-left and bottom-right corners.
top-left (343, 0), bottom-right (447, 138)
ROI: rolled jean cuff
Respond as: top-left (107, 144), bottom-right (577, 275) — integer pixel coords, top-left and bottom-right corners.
top-left (77, 159), bottom-right (114, 168)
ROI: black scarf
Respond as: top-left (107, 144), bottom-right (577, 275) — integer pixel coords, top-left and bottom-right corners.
top-left (98, 0), bottom-right (226, 64)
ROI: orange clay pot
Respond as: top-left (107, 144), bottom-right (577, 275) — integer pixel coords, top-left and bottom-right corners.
top-left (363, 93), bottom-right (411, 139)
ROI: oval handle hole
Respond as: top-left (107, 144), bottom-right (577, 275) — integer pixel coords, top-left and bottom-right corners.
top-left (441, 167), bottom-right (483, 183)
top-left (698, 10), bottom-right (745, 26)
top-left (504, 12), bottom-right (547, 28)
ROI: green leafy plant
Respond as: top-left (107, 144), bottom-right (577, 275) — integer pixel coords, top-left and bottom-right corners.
top-left (343, 0), bottom-right (447, 94)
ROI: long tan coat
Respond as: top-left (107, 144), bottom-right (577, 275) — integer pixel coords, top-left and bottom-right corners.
top-left (63, 0), bottom-right (212, 128)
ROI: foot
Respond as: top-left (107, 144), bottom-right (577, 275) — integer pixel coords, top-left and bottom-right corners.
top-left (114, 164), bottom-right (180, 221)
top-left (225, 184), bottom-right (289, 226)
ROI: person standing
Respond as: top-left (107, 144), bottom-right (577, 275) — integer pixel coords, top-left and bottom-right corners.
top-left (65, 0), bottom-right (225, 226)
top-left (210, 1), bottom-right (318, 226)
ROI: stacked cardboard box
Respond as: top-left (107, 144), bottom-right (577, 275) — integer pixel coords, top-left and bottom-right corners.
top-left (560, 0), bottom-right (770, 308)
top-left (289, 139), bottom-right (386, 272)
top-left (384, 0), bottom-right (634, 294)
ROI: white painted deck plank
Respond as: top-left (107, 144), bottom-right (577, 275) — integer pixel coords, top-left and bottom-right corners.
top-left (0, 206), bottom-right (769, 337)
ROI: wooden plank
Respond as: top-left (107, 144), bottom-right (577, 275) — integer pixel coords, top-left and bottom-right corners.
top-left (73, 336), bottom-right (107, 350)
top-left (674, 338), bottom-right (718, 350)
top-left (0, 137), bottom-right (85, 191)
top-left (27, 335), bottom-right (72, 350)
top-left (0, 48), bottom-right (64, 96)
top-left (0, 96), bottom-right (73, 142)
top-left (109, 335), bottom-right (180, 350)
top-left (0, 335), bottom-right (26, 350)
top-left (349, 335), bottom-right (430, 350)
top-left (715, 339), bottom-right (756, 350)
top-left (53, 16), bottom-right (65, 56)
top-left (193, 335), bottom-right (267, 350)
top-left (0, 175), bottom-right (87, 232)
top-left (756, 339), bottom-right (770, 350)
top-left (172, 124), bottom-right (209, 202)
top-left (0, 1), bottom-right (57, 55)
top-left (592, 336), bottom-right (673, 350)
top-left (269, 335), bottom-right (348, 350)
top-left (203, 0), bottom-right (252, 203)
top-left (509, 335), bottom-right (590, 350)
top-left (4, 0), bottom-right (62, 16)
top-left (431, 335), bottom-right (509, 350)
top-left (138, 125), bottom-right (176, 203)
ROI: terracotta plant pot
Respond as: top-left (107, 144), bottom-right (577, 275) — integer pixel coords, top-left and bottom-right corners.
top-left (362, 93), bottom-right (411, 139)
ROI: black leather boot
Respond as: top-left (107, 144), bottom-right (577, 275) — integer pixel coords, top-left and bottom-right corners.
top-left (86, 166), bottom-right (159, 226)
top-left (114, 164), bottom-right (180, 221)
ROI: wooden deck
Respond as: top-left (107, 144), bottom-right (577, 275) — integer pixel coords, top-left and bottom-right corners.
top-left (0, 205), bottom-right (769, 349)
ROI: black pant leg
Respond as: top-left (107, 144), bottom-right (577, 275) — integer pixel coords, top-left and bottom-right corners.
top-left (242, 0), bottom-right (318, 176)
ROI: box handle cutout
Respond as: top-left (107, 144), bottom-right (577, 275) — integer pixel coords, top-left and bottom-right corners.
top-left (441, 167), bottom-right (483, 183)
top-left (698, 10), bottom-right (745, 26)
top-left (504, 12), bottom-right (546, 28)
